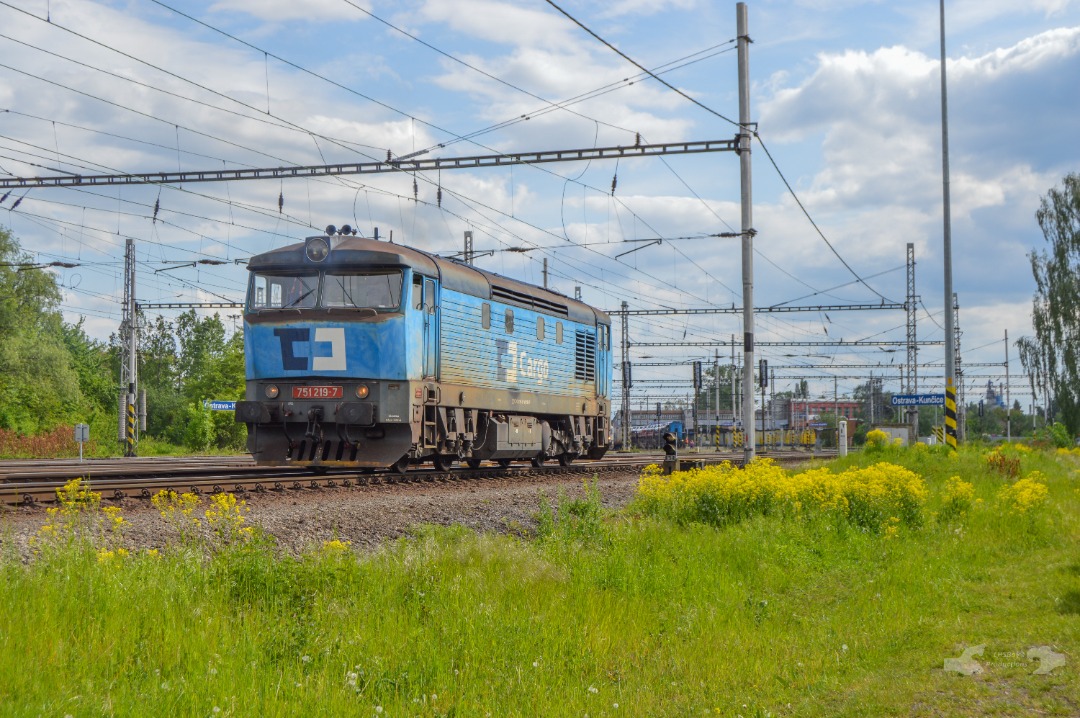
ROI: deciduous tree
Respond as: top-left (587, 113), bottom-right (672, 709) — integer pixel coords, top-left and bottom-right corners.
top-left (1022, 173), bottom-right (1080, 434)
top-left (0, 228), bottom-right (87, 433)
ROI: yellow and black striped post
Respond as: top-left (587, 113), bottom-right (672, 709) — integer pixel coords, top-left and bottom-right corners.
top-left (125, 397), bottom-right (137, 457)
top-left (714, 426), bottom-right (721, 449)
top-left (944, 378), bottom-right (958, 450)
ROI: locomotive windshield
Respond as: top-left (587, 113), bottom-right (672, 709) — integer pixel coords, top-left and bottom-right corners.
top-left (323, 271), bottom-right (402, 310)
top-left (248, 273), bottom-right (320, 310)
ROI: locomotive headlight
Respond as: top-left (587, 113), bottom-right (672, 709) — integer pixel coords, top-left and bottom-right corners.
top-left (305, 236), bottom-right (330, 263)
top-left (265, 384), bottom-right (280, 399)
top-left (355, 384), bottom-right (370, 399)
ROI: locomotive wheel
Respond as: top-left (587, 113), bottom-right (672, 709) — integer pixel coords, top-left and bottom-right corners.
top-left (497, 458), bottom-right (513, 468)
top-left (466, 459), bottom-right (482, 469)
top-left (433, 454), bottom-right (456, 471)
top-left (531, 454), bottom-right (547, 468)
top-left (391, 455), bottom-right (410, 474)
top-left (558, 452), bottom-right (578, 466)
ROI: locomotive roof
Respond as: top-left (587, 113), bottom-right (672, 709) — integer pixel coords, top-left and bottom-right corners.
top-left (247, 235), bottom-right (609, 325)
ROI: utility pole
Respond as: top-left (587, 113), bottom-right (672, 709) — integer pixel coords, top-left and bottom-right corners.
top-left (463, 230), bottom-right (474, 265)
top-left (864, 369), bottom-right (872, 425)
top-left (620, 301), bottom-right (631, 451)
top-left (940, 0), bottom-right (958, 449)
top-left (1005, 329), bottom-right (1011, 441)
top-left (118, 237), bottom-right (139, 457)
top-left (905, 242), bottom-right (919, 438)
top-left (730, 334), bottom-right (737, 437)
top-left (758, 359), bottom-right (767, 448)
top-left (692, 361), bottom-right (701, 453)
top-left (737, 1), bottom-right (755, 463)
top-left (714, 349), bottom-right (721, 449)
top-left (770, 366), bottom-right (775, 445)
top-left (954, 292), bottom-right (964, 441)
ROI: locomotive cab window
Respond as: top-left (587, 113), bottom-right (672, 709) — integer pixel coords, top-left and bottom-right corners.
top-left (482, 302), bottom-right (491, 329)
top-left (555, 321), bottom-right (563, 344)
top-left (249, 273), bottom-right (319, 310)
top-left (537, 316), bottom-right (545, 341)
top-left (505, 309), bottom-right (514, 334)
top-left (411, 276), bottom-right (437, 313)
top-left (323, 271), bottom-right (402, 310)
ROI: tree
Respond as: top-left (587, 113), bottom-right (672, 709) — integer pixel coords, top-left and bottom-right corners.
top-left (174, 310), bottom-right (245, 450)
top-left (138, 315), bottom-right (184, 442)
top-left (61, 320), bottom-right (115, 412)
top-left (137, 311), bottom-right (245, 450)
top-left (1021, 173), bottom-right (1080, 435)
top-left (0, 228), bottom-right (88, 433)
top-left (852, 377), bottom-right (894, 427)
top-left (696, 363), bottom-right (737, 412)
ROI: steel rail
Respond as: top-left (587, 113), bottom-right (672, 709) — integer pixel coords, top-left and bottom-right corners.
top-left (0, 450), bottom-right (834, 506)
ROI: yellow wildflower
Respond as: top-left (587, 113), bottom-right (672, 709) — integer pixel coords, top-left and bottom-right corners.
top-left (999, 472), bottom-right (1049, 514)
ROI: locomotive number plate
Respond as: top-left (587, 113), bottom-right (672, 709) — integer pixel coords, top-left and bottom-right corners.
top-left (292, 385), bottom-right (343, 399)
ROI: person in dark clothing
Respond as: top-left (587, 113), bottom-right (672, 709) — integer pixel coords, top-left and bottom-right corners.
top-left (662, 431), bottom-right (677, 474)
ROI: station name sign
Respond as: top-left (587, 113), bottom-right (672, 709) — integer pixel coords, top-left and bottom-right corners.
top-left (890, 394), bottom-right (945, 407)
top-left (204, 400), bottom-right (237, 411)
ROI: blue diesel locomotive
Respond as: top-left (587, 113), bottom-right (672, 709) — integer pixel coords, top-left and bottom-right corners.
top-left (234, 229), bottom-right (613, 471)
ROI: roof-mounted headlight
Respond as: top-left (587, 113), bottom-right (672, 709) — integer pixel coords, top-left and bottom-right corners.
top-left (305, 236), bottom-right (330, 263)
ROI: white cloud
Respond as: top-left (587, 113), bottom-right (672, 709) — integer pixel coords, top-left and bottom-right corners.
top-left (948, 0), bottom-right (1077, 28)
top-left (951, 25), bottom-right (1080, 77)
top-left (596, 0), bottom-right (698, 19)
top-left (757, 25), bottom-right (1080, 249)
top-left (417, 0), bottom-right (577, 49)
top-left (0, 0), bottom-right (1074, 392)
top-left (208, 0), bottom-right (369, 23)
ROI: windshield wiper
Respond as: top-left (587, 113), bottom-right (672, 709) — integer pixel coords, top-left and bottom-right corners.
top-left (283, 288), bottom-right (315, 309)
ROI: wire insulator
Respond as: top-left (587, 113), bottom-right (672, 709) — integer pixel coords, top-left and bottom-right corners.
top-left (0, 191), bottom-right (9, 204)
top-left (11, 194), bottom-right (24, 209)
top-left (635, 132), bottom-right (641, 147)
top-left (413, 178), bottom-right (418, 201)
top-left (611, 174), bottom-right (617, 196)
top-left (437, 186), bottom-right (442, 207)
top-left (386, 149), bottom-right (392, 162)
top-left (278, 191), bottom-right (283, 213)
top-left (152, 198), bottom-right (160, 223)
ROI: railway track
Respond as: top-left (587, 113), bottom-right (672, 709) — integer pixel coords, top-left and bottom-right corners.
top-left (0, 449), bottom-right (835, 507)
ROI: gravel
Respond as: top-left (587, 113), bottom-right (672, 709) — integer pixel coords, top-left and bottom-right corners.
top-left (1, 468), bottom-right (643, 559)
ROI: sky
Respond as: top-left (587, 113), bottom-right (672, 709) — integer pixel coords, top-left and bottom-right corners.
top-left (1, 0), bottom-right (1078, 411)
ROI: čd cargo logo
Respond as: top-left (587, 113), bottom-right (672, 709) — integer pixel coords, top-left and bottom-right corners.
top-left (273, 327), bottom-right (346, 371)
top-left (496, 339), bottom-right (549, 385)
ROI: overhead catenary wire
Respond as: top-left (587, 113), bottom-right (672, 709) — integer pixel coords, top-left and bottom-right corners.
top-left (539, 0), bottom-right (899, 307)
top-left (3, 0), bottom-right (753, 320)
top-left (2, 12), bottom-right (751, 317)
top-left (0, 0), bottom-right (928, 375)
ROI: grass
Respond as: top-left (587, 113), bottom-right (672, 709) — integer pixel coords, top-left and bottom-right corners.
top-left (1, 445), bottom-right (1078, 716)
